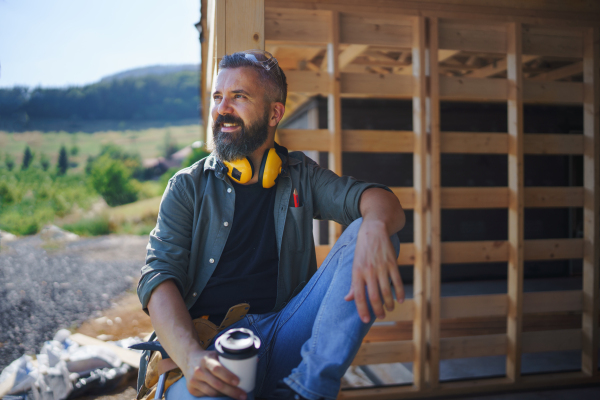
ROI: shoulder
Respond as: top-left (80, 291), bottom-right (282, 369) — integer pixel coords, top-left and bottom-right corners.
top-left (168, 155), bottom-right (216, 192)
top-left (288, 151), bottom-right (318, 169)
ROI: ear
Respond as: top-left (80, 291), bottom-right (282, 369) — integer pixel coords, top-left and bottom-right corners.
top-left (268, 102), bottom-right (286, 127)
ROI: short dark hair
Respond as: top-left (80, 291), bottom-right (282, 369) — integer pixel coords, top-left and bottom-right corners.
top-left (218, 52), bottom-right (288, 106)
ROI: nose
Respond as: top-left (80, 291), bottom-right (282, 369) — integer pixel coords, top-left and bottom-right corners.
top-left (217, 97), bottom-right (233, 115)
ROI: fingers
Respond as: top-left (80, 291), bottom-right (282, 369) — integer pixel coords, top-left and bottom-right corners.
top-left (390, 265), bottom-right (405, 304)
top-left (352, 278), bottom-right (371, 323)
top-left (377, 269), bottom-right (395, 312)
top-left (367, 274), bottom-right (385, 319)
top-left (188, 353), bottom-right (247, 400)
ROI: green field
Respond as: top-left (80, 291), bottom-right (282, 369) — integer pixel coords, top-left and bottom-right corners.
top-left (0, 124), bottom-right (203, 172)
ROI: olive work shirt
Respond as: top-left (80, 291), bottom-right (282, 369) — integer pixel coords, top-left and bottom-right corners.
top-left (137, 148), bottom-right (390, 316)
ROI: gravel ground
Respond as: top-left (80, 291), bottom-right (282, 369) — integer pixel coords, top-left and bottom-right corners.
top-left (0, 234), bottom-right (148, 371)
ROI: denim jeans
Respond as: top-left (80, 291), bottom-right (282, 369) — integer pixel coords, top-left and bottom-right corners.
top-left (166, 218), bottom-right (401, 400)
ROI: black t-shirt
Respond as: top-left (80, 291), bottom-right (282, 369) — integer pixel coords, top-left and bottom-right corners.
top-left (189, 180), bottom-right (279, 325)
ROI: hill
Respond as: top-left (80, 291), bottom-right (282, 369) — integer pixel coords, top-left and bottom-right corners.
top-left (100, 64), bottom-right (199, 83)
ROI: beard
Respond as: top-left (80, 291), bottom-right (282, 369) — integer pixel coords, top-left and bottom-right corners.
top-left (212, 110), bottom-right (270, 162)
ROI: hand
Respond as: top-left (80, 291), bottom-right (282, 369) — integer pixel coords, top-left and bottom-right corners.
top-left (344, 219), bottom-right (404, 323)
top-left (184, 349), bottom-right (247, 400)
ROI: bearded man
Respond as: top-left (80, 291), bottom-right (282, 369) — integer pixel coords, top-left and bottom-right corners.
top-left (136, 50), bottom-right (406, 400)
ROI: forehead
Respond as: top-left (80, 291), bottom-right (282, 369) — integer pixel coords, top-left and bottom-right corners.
top-left (214, 67), bottom-right (263, 95)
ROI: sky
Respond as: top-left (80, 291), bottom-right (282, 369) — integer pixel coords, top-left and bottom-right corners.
top-left (0, 0), bottom-right (201, 88)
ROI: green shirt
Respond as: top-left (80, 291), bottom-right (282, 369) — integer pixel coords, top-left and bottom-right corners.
top-left (137, 148), bottom-right (389, 314)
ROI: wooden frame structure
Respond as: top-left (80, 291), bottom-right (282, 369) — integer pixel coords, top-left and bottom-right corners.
top-left (200, 0), bottom-right (600, 398)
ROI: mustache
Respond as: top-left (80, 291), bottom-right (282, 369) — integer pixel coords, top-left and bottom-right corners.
top-left (215, 114), bottom-right (244, 127)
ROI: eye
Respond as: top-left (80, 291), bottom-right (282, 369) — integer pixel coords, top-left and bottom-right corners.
top-left (234, 94), bottom-right (246, 99)
top-left (213, 94), bottom-right (222, 103)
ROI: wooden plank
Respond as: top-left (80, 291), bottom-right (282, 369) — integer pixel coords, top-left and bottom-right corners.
top-left (439, 76), bottom-right (508, 101)
top-left (524, 238), bottom-right (584, 261)
top-left (225, 0), bottom-right (264, 53)
top-left (439, 49), bottom-right (460, 63)
top-left (285, 70), bottom-right (330, 94)
top-left (429, 16), bottom-right (442, 388)
top-left (377, 299), bottom-right (414, 322)
top-left (341, 72), bottom-right (413, 97)
top-left (397, 242), bottom-right (415, 266)
top-left (439, 20), bottom-right (507, 53)
top-left (340, 13), bottom-right (412, 47)
top-left (390, 187), bottom-right (415, 210)
top-left (522, 26), bottom-right (584, 58)
top-left (70, 333), bottom-right (140, 368)
top-left (523, 290), bottom-right (582, 314)
top-left (581, 27), bottom-right (600, 378)
top-left (215, 0), bottom-right (226, 63)
top-left (440, 334), bottom-right (507, 360)
top-left (411, 15), bottom-right (428, 390)
top-left (442, 240), bottom-right (508, 264)
top-left (328, 10), bottom-right (343, 244)
top-left (524, 187), bottom-right (584, 208)
top-left (506, 21), bottom-right (524, 383)
top-left (441, 187), bottom-right (509, 209)
top-left (441, 294), bottom-right (507, 319)
top-left (468, 55), bottom-right (539, 79)
top-left (522, 329), bottom-right (582, 353)
top-left (352, 340), bottom-right (414, 365)
top-left (441, 132), bottom-right (508, 154)
top-left (264, 8), bottom-right (329, 44)
top-left (523, 80), bottom-right (583, 104)
top-left (276, 129), bottom-right (330, 152)
top-left (341, 130), bottom-right (414, 153)
top-left (524, 133), bottom-right (584, 155)
top-left (530, 61), bottom-right (584, 81)
top-left (338, 44), bottom-right (369, 69)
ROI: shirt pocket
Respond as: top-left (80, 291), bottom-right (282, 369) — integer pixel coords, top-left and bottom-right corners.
top-left (287, 205), bottom-right (307, 253)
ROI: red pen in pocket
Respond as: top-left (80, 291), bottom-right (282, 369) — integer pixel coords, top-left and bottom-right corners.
top-left (293, 188), bottom-right (300, 207)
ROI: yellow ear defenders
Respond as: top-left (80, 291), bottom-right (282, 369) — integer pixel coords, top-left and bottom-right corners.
top-left (222, 148), bottom-right (282, 188)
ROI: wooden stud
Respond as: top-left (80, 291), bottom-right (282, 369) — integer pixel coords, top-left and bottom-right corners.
top-left (328, 11), bottom-right (343, 244)
top-left (338, 44), bottom-right (370, 69)
top-left (581, 26), bottom-right (599, 378)
top-left (411, 15), bottom-right (428, 391)
top-left (506, 21), bottom-right (524, 383)
top-left (428, 16), bottom-right (442, 389)
top-left (225, 0), bottom-right (264, 53)
top-left (468, 55), bottom-right (539, 79)
top-left (199, 0), bottom-right (208, 144)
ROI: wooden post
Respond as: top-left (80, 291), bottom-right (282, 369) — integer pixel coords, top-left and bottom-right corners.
top-left (581, 26), bottom-right (599, 377)
top-left (224, 0), bottom-right (264, 53)
top-left (506, 21), bottom-right (524, 383)
top-left (328, 10), bottom-right (343, 244)
top-left (428, 16), bottom-right (442, 389)
top-left (412, 15), bottom-right (429, 390)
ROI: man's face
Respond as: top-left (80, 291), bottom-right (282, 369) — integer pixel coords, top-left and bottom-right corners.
top-left (211, 67), bottom-right (271, 162)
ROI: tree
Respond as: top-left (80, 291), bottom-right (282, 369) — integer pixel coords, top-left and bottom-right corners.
top-left (57, 146), bottom-right (69, 175)
top-left (5, 154), bottom-right (15, 171)
top-left (90, 154), bottom-right (138, 206)
top-left (22, 146), bottom-right (33, 170)
top-left (40, 153), bottom-right (50, 171)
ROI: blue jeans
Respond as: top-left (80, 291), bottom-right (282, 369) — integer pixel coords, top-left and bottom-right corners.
top-left (166, 218), bottom-right (400, 400)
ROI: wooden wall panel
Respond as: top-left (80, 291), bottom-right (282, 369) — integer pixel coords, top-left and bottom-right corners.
top-left (440, 76), bottom-right (508, 101)
top-left (352, 340), bottom-right (414, 365)
top-left (285, 70), bottom-right (330, 94)
top-left (340, 13), bottom-right (412, 47)
top-left (342, 130), bottom-right (414, 153)
top-left (224, 0), bottom-right (264, 53)
top-left (277, 129), bottom-right (330, 151)
top-left (524, 134), bottom-right (584, 155)
top-left (341, 73), bottom-right (413, 97)
top-left (265, 8), bottom-right (329, 43)
top-left (522, 26), bottom-right (583, 58)
top-left (439, 20), bottom-right (507, 53)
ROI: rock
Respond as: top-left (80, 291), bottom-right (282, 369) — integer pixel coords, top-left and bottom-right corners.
top-left (0, 230), bottom-right (17, 242)
top-left (38, 225), bottom-right (79, 242)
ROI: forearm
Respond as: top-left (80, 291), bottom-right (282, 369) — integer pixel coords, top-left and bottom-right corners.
top-left (359, 188), bottom-right (405, 235)
top-left (147, 279), bottom-right (203, 374)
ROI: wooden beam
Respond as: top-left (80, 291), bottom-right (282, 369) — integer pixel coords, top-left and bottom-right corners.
top-left (522, 329), bottom-right (582, 353)
top-left (440, 334), bottom-right (507, 360)
top-left (328, 10), bottom-right (342, 244)
top-left (506, 21), bottom-right (524, 383)
top-left (341, 73), bottom-right (413, 97)
top-left (524, 238), bottom-right (584, 261)
top-left (340, 13), bottom-right (412, 47)
top-left (440, 76), bottom-right (508, 101)
top-left (378, 299), bottom-right (415, 322)
top-left (442, 240), bottom-right (508, 264)
top-left (411, 15), bottom-right (428, 390)
top-left (523, 133), bottom-right (584, 155)
top-left (441, 294), bottom-right (507, 319)
top-left (523, 290), bottom-right (582, 314)
top-left (468, 55), bottom-right (539, 79)
top-left (285, 70), bottom-right (330, 94)
top-left (428, 16), bottom-right (442, 388)
top-left (441, 187), bottom-right (509, 209)
top-left (530, 61), bottom-right (584, 81)
top-left (390, 187), bottom-right (415, 210)
top-left (441, 132), bottom-right (508, 154)
top-left (439, 49), bottom-right (460, 63)
top-left (276, 129), bottom-right (330, 152)
top-left (264, 8), bottom-right (329, 44)
top-left (522, 26), bottom-right (584, 58)
top-left (352, 340), bottom-right (414, 365)
top-left (341, 130), bottom-right (414, 153)
top-left (524, 187), bottom-right (584, 208)
top-left (338, 44), bottom-right (369, 69)
top-left (523, 80), bottom-right (583, 104)
top-left (439, 20), bottom-right (507, 53)
top-left (70, 333), bottom-right (140, 368)
top-left (581, 26), bottom-right (600, 378)
top-left (224, 0), bottom-right (264, 54)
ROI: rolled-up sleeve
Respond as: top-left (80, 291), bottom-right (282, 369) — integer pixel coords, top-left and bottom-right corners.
top-left (307, 161), bottom-right (391, 226)
top-left (137, 177), bottom-right (194, 313)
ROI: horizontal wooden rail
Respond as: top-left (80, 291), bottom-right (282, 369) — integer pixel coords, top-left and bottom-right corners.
top-left (441, 187), bottom-right (508, 208)
top-left (340, 13), bottom-right (412, 47)
top-left (522, 26), bottom-right (584, 58)
top-left (439, 20), bottom-right (507, 53)
top-left (277, 129), bottom-right (330, 151)
top-left (316, 242), bottom-right (415, 267)
top-left (390, 187), bottom-right (415, 210)
top-left (341, 73), bottom-right (413, 97)
top-left (524, 133), bottom-right (584, 155)
top-left (525, 187), bottom-right (584, 208)
top-left (265, 8), bottom-right (329, 44)
top-left (286, 70), bottom-right (330, 94)
top-left (342, 130), bottom-right (414, 153)
top-left (442, 132), bottom-right (584, 155)
top-left (352, 340), bottom-right (414, 365)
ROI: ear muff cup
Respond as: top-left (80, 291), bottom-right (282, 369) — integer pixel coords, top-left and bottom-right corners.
top-left (258, 148), bottom-right (282, 188)
top-left (223, 157), bottom-right (254, 184)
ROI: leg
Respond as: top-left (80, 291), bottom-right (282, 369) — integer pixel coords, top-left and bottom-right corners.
top-left (255, 218), bottom-right (400, 400)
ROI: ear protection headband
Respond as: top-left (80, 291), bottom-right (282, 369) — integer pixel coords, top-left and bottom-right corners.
top-left (222, 148), bottom-right (282, 188)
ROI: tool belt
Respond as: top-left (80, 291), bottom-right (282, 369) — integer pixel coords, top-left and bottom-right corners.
top-left (136, 303), bottom-right (250, 400)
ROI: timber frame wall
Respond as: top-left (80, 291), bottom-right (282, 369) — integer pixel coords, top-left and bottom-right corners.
top-left (200, 1), bottom-right (600, 398)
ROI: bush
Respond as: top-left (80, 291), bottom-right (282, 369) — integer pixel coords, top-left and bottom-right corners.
top-left (89, 154), bottom-right (138, 206)
top-left (62, 215), bottom-right (112, 236)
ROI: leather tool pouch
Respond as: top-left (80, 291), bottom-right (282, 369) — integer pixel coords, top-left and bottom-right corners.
top-left (137, 303), bottom-right (250, 400)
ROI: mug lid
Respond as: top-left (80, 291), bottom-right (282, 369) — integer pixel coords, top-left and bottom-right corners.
top-left (215, 328), bottom-right (261, 360)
